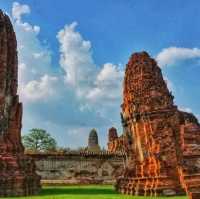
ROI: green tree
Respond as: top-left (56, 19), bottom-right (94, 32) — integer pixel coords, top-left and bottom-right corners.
top-left (22, 128), bottom-right (57, 152)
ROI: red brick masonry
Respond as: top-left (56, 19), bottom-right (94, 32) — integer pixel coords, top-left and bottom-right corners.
top-left (108, 52), bottom-right (200, 199)
top-left (0, 10), bottom-right (40, 196)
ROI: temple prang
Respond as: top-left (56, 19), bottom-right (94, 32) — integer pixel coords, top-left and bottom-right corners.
top-left (108, 52), bottom-right (200, 199)
top-left (87, 129), bottom-right (101, 152)
top-left (0, 10), bottom-right (40, 196)
top-left (108, 127), bottom-right (125, 153)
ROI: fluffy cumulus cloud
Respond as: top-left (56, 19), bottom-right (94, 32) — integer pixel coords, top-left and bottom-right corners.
top-left (12, 1), bottom-right (40, 34)
top-left (57, 21), bottom-right (124, 105)
top-left (12, 2), bottom-right (55, 103)
top-left (20, 75), bottom-right (58, 102)
top-left (57, 22), bottom-right (96, 92)
top-left (12, 1), bottom-right (30, 21)
top-left (56, 22), bottom-right (123, 104)
top-left (11, 2), bottom-right (123, 148)
top-left (87, 63), bottom-right (123, 103)
top-left (156, 47), bottom-right (200, 67)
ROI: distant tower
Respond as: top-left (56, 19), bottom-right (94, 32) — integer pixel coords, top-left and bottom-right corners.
top-left (88, 129), bottom-right (101, 152)
top-left (107, 127), bottom-right (124, 152)
top-left (108, 127), bottom-right (118, 142)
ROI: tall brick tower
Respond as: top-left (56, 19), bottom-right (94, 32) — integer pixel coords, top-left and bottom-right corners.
top-left (0, 10), bottom-right (40, 196)
top-left (109, 52), bottom-right (200, 199)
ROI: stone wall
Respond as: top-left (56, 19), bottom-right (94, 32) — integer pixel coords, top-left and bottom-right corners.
top-left (28, 152), bottom-right (125, 185)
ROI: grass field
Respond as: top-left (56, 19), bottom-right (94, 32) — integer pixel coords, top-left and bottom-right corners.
top-left (1, 185), bottom-right (187, 199)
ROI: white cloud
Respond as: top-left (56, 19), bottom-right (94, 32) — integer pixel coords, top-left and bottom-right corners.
top-left (12, 1), bottom-right (30, 21)
top-left (12, 2), bottom-right (53, 102)
top-left (19, 75), bottom-right (58, 102)
top-left (97, 63), bottom-right (123, 83)
top-left (57, 23), bottom-right (124, 104)
top-left (57, 22), bottom-right (96, 94)
top-left (87, 63), bottom-right (123, 102)
top-left (156, 47), bottom-right (200, 67)
top-left (12, 2), bottom-right (40, 34)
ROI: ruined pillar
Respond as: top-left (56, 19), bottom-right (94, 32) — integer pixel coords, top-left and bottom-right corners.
top-left (111, 52), bottom-right (200, 198)
top-left (0, 10), bottom-right (41, 196)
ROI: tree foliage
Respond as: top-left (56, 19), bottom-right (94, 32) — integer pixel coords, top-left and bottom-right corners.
top-left (22, 128), bottom-right (57, 152)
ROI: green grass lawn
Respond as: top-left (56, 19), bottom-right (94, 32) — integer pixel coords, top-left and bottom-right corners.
top-left (1, 185), bottom-right (187, 199)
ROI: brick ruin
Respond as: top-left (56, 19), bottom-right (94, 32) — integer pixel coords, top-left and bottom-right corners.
top-left (108, 127), bottom-right (124, 153)
top-left (87, 129), bottom-right (101, 152)
top-left (108, 52), bottom-right (200, 199)
top-left (0, 10), bottom-right (40, 196)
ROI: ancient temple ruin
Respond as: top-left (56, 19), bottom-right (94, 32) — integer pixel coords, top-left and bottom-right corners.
top-left (108, 52), bottom-right (200, 199)
top-left (0, 10), bottom-right (40, 196)
top-left (108, 127), bottom-right (124, 153)
top-left (88, 129), bottom-right (101, 152)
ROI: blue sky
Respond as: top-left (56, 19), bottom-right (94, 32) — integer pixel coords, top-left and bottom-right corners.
top-left (0, 0), bottom-right (200, 148)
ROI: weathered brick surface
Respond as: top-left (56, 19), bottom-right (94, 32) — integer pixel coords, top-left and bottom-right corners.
top-left (108, 127), bottom-right (125, 153)
top-left (189, 192), bottom-right (200, 199)
top-left (0, 10), bottom-right (40, 196)
top-left (28, 151), bottom-right (124, 185)
top-left (108, 52), bottom-right (200, 198)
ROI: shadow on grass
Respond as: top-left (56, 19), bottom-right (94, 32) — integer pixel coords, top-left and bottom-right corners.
top-left (40, 187), bottom-right (116, 196)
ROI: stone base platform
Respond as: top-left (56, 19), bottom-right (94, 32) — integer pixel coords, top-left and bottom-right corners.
top-left (116, 176), bottom-right (185, 196)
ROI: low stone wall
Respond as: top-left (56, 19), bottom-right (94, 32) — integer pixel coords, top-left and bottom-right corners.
top-left (28, 152), bottom-right (125, 185)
